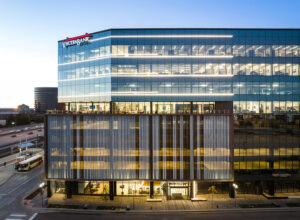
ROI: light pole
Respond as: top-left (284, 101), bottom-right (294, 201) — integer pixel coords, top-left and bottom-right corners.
top-left (35, 134), bottom-right (38, 148)
top-left (132, 183), bottom-right (135, 210)
top-left (39, 182), bottom-right (45, 207)
top-left (232, 183), bottom-right (238, 208)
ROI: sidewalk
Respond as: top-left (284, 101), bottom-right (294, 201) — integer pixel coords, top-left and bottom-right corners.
top-left (46, 193), bottom-right (300, 211)
top-left (0, 163), bottom-right (15, 186)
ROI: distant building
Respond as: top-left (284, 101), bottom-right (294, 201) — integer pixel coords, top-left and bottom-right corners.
top-left (0, 108), bottom-right (18, 126)
top-left (34, 87), bottom-right (58, 113)
top-left (17, 104), bottom-right (33, 113)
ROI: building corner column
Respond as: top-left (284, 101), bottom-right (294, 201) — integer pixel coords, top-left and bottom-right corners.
top-left (65, 181), bottom-right (72, 199)
top-left (150, 181), bottom-right (154, 198)
top-left (109, 181), bottom-right (114, 200)
top-left (190, 181), bottom-right (197, 199)
top-left (268, 180), bottom-right (275, 196)
top-left (46, 180), bottom-right (52, 198)
top-left (113, 181), bottom-right (117, 196)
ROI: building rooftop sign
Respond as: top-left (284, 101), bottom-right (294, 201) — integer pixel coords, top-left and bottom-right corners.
top-left (62, 34), bottom-right (91, 48)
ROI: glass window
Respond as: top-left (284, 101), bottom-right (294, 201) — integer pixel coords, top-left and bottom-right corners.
top-left (286, 46), bottom-right (293, 57)
top-left (246, 64), bottom-right (252, 75)
top-left (292, 45), bottom-right (299, 57)
top-left (265, 45), bottom-right (271, 57)
top-left (254, 45), bottom-right (265, 57)
top-left (273, 64), bottom-right (279, 75)
top-left (252, 64), bottom-right (259, 75)
top-left (278, 46), bottom-right (285, 57)
top-left (192, 64), bottom-right (205, 74)
top-left (286, 64), bottom-right (293, 75)
top-left (226, 45), bottom-right (232, 55)
top-left (192, 102), bottom-right (214, 113)
top-left (293, 64), bottom-right (299, 76)
top-left (206, 45), bottom-right (215, 55)
top-left (266, 64), bottom-right (271, 75)
top-left (246, 45), bottom-right (254, 57)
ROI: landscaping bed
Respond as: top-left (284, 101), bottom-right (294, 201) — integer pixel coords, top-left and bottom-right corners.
top-left (286, 203), bottom-right (300, 207)
top-left (96, 206), bottom-right (125, 210)
top-left (25, 188), bottom-right (41, 200)
top-left (47, 204), bottom-right (85, 209)
top-left (239, 203), bottom-right (280, 208)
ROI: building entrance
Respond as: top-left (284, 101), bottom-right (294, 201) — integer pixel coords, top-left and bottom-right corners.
top-left (167, 182), bottom-right (190, 200)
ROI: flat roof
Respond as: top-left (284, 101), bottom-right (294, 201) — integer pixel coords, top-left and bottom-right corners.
top-left (18, 142), bottom-right (34, 148)
top-left (58, 28), bottom-right (300, 42)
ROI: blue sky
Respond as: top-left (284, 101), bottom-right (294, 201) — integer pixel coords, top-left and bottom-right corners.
top-left (0, 0), bottom-right (299, 108)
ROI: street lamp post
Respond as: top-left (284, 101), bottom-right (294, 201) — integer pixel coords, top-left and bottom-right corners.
top-left (132, 183), bottom-right (135, 210)
top-left (232, 183), bottom-right (238, 208)
top-left (39, 182), bottom-right (45, 207)
top-left (35, 135), bottom-right (38, 148)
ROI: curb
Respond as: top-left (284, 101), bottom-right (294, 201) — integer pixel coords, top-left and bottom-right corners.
top-left (24, 199), bottom-right (34, 207)
top-left (31, 206), bottom-right (300, 215)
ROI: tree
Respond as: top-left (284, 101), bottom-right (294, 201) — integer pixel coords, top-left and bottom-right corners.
top-left (161, 183), bottom-right (167, 195)
top-left (120, 184), bottom-right (125, 195)
top-left (15, 113), bottom-right (31, 125)
top-left (208, 185), bottom-right (217, 208)
top-left (103, 184), bottom-right (108, 200)
top-left (6, 114), bottom-right (16, 126)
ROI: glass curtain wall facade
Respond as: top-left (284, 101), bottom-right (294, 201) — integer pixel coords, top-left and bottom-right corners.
top-left (34, 87), bottom-right (58, 113)
top-left (47, 114), bottom-right (231, 181)
top-left (49, 28), bottom-right (300, 199)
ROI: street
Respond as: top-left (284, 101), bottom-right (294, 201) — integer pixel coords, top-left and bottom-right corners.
top-left (0, 124), bottom-right (43, 135)
top-left (0, 128), bottom-right (43, 148)
top-left (0, 161), bottom-right (44, 220)
top-left (35, 210), bottom-right (300, 220)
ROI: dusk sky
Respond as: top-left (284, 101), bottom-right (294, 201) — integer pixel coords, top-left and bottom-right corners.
top-left (0, 0), bottom-right (299, 108)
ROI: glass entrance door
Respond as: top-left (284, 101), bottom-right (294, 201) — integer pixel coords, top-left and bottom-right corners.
top-left (167, 182), bottom-right (190, 200)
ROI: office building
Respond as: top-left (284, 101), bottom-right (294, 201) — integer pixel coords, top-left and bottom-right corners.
top-left (34, 87), bottom-right (58, 113)
top-left (45, 28), bottom-right (300, 200)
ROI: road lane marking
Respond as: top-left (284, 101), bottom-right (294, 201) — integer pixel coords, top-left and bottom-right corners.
top-left (10, 214), bottom-right (27, 217)
top-left (6, 176), bottom-right (33, 194)
top-left (5, 218), bottom-right (23, 220)
top-left (28, 213), bottom-right (38, 220)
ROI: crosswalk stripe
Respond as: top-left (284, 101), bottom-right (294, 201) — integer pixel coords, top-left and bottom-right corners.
top-left (5, 218), bottom-right (23, 220)
top-left (10, 214), bottom-right (27, 217)
top-left (29, 213), bottom-right (38, 220)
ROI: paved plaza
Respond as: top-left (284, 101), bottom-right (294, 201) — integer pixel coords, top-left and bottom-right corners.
top-left (47, 193), bottom-right (300, 210)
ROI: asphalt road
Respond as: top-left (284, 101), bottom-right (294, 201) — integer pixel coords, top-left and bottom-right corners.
top-left (0, 162), bottom-right (44, 220)
top-left (35, 210), bottom-right (300, 220)
top-left (0, 129), bottom-right (44, 147)
top-left (0, 124), bottom-right (43, 134)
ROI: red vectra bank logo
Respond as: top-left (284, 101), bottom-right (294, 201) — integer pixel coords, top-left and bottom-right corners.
top-left (62, 34), bottom-right (91, 48)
